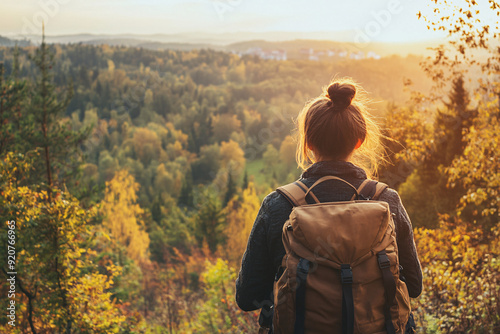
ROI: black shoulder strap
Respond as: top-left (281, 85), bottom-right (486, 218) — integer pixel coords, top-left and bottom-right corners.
top-left (294, 258), bottom-right (311, 333)
top-left (341, 264), bottom-right (354, 334)
top-left (377, 250), bottom-right (397, 334)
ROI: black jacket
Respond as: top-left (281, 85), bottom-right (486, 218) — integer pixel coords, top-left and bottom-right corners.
top-left (235, 160), bottom-right (423, 322)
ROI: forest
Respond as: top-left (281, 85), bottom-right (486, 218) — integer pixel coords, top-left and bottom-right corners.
top-left (0, 1), bottom-right (499, 333)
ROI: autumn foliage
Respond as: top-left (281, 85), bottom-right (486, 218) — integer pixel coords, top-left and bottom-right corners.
top-left (1, 1), bottom-right (499, 333)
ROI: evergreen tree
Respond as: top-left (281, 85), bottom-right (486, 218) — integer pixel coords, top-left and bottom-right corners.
top-left (195, 188), bottom-right (226, 253)
top-left (400, 75), bottom-right (476, 228)
top-left (178, 170), bottom-right (194, 207)
top-left (0, 49), bottom-right (27, 156)
top-left (0, 31), bottom-right (94, 332)
top-left (424, 75), bottom-right (476, 173)
top-left (151, 194), bottom-right (163, 223)
top-left (26, 30), bottom-right (91, 199)
top-left (242, 169), bottom-right (249, 189)
top-left (224, 171), bottom-right (236, 206)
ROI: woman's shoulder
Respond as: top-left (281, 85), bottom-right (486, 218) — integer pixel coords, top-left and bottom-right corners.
top-left (377, 186), bottom-right (400, 201)
top-left (261, 190), bottom-right (294, 216)
top-left (250, 189), bottom-right (294, 235)
top-left (377, 186), bottom-right (404, 212)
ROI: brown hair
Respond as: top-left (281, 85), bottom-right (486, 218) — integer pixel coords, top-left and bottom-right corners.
top-left (294, 77), bottom-right (384, 178)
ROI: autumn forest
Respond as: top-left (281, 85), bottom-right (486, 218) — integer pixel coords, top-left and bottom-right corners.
top-left (1, 1), bottom-right (499, 333)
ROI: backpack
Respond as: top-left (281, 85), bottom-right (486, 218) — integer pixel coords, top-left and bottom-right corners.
top-left (273, 176), bottom-right (411, 334)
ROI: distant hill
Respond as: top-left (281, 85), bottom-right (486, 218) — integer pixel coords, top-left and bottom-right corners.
top-left (0, 35), bottom-right (31, 47)
top-left (8, 32), bottom-right (442, 57)
top-left (11, 31), bottom-right (368, 46)
top-left (79, 38), bottom-right (438, 59)
top-left (82, 38), bottom-right (221, 52)
top-left (226, 39), bottom-right (439, 57)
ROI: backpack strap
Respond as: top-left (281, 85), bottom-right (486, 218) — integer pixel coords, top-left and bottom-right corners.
top-left (373, 182), bottom-right (389, 200)
top-left (353, 179), bottom-right (389, 201)
top-left (276, 180), bottom-right (314, 206)
top-left (294, 258), bottom-right (311, 333)
top-left (305, 176), bottom-right (359, 203)
top-left (341, 264), bottom-right (355, 334)
top-left (278, 178), bottom-right (389, 205)
top-left (377, 250), bottom-right (397, 334)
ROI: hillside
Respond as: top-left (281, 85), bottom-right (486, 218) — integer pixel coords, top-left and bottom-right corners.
top-left (0, 35), bottom-right (31, 47)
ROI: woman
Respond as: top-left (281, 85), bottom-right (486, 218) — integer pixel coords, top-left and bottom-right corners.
top-left (235, 78), bottom-right (423, 333)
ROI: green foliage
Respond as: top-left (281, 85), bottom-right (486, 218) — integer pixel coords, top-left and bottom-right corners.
top-left (26, 34), bottom-right (91, 194)
top-left (179, 258), bottom-right (257, 333)
top-left (0, 152), bottom-right (127, 333)
top-left (446, 100), bottom-right (500, 228)
top-left (149, 203), bottom-right (195, 262)
top-left (194, 187), bottom-right (226, 253)
top-left (178, 170), bottom-right (194, 208)
top-left (413, 219), bottom-right (500, 333)
top-left (0, 50), bottom-right (27, 156)
top-left (223, 171), bottom-right (236, 206)
top-left (384, 74), bottom-right (478, 228)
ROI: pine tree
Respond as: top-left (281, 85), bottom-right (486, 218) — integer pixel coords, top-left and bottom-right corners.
top-left (178, 170), bottom-right (194, 207)
top-left (151, 194), bottom-right (163, 223)
top-left (425, 75), bottom-right (476, 171)
top-left (195, 188), bottom-right (226, 253)
top-left (224, 171), bottom-right (236, 206)
top-left (242, 169), bottom-right (249, 189)
top-left (0, 30), bottom-right (94, 332)
top-left (26, 29), bottom-right (91, 199)
top-left (400, 75), bottom-right (476, 228)
top-left (0, 47), bottom-right (27, 156)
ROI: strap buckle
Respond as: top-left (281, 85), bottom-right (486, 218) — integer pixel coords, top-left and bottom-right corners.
top-left (377, 251), bottom-right (391, 269)
top-left (340, 264), bottom-right (353, 284)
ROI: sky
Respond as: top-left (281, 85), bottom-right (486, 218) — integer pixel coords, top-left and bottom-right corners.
top-left (0, 0), bottom-right (497, 43)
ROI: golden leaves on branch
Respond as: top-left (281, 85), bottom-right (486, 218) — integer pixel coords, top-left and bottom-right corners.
top-left (101, 169), bottom-right (150, 263)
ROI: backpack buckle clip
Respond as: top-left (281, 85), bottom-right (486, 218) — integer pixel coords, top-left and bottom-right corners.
top-left (340, 264), bottom-right (353, 284)
top-left (377, 251), bottom-right (391, 269)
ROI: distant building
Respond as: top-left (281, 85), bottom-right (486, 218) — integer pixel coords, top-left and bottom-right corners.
top-left (350, 51), bottom-right (364, 60)
top-left (300, 48), bottom-right (314, 55)
top-left (241, 47), bottom-right (287, 61)
top-left (261, 49), bottom-right (287, 61)
top-left (367, 51), bottom-right (381, 59)
top-left (338, 51), bottom-right (348, 58)
top-left (327, 49), bottom-right (337, 57)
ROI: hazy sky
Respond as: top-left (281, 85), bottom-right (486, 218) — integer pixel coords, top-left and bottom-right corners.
top-left (1, 0), bottom-right (496, 42)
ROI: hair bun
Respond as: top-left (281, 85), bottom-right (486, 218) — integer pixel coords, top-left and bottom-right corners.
top-left (327, 82), bottom-right (356, 110)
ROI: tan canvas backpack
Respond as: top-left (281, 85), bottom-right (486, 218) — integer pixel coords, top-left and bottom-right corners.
top-left (273, 176), bottom-right (411, 334)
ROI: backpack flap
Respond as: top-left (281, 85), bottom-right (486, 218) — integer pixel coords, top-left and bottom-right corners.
top-left (289, 200), bottom-right (392, 265)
